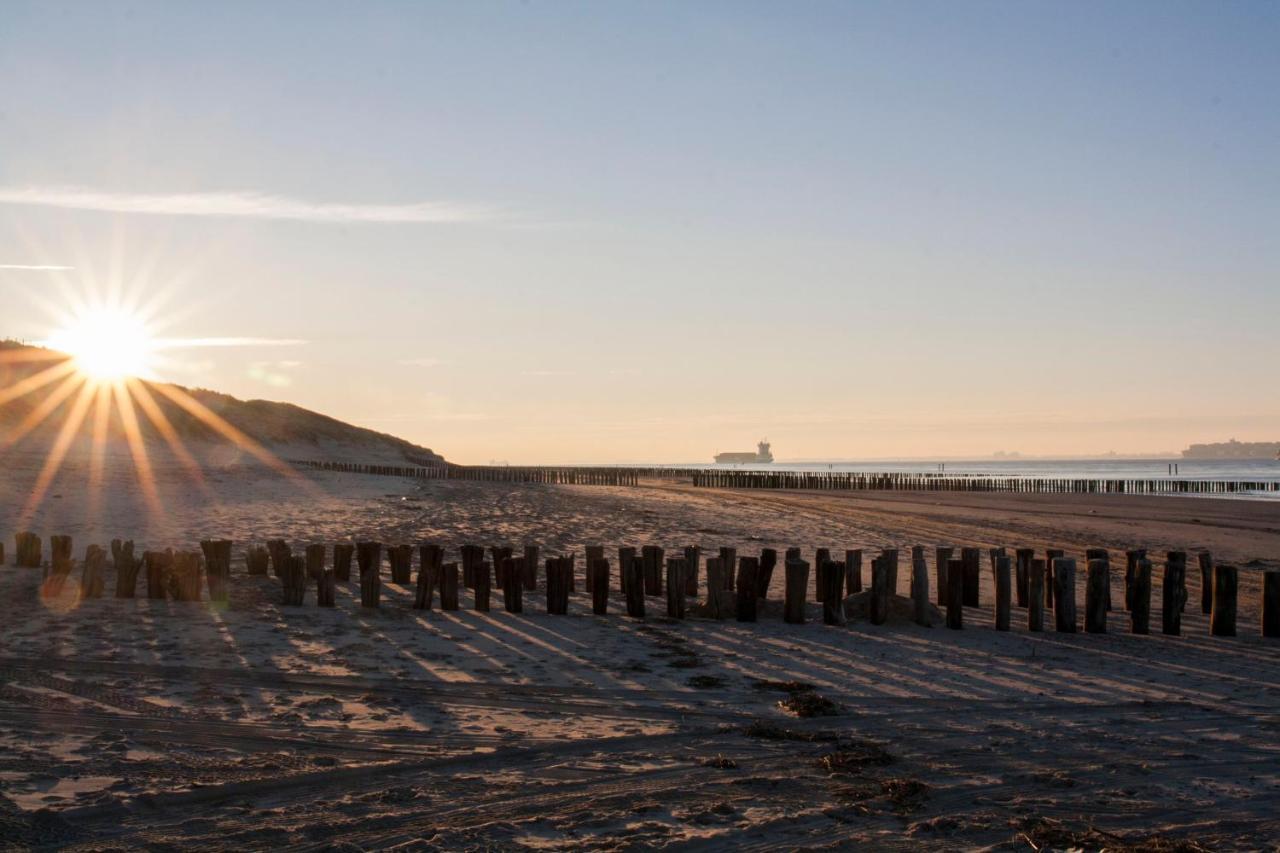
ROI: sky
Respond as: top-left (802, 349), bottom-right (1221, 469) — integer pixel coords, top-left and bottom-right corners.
top-left (1, 1), bottom-right (1277, 464)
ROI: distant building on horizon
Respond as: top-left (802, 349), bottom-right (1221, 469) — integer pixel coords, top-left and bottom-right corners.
top-left (714, 440), bottom-right (774, 464)
top-left (1182, 439), bottom-right (1280, 460)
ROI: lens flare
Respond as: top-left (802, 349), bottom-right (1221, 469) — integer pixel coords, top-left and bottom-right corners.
top-left (44, 306), bottom-right (156, 382)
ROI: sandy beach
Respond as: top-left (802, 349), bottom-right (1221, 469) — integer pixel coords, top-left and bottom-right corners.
top-left (0, 454), bottom-right (1277, 849)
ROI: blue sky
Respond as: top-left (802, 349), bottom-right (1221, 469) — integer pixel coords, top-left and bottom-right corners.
top-left (1, 1), bottom-right (1277, 462)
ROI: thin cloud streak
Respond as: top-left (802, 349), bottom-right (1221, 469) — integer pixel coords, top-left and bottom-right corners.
top-left (0, 263), bottom-right (76, 270)
top-left (153, 337), bottom-right (307, 348)
top-left (0, 186), bottom-right (500, 225)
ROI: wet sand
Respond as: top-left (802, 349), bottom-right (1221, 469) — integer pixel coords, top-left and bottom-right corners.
top-left (1, 458), bottom-right (1277, 849)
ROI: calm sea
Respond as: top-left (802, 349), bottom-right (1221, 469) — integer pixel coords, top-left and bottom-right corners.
top-left (666, 458), bottom-right (1280, 482)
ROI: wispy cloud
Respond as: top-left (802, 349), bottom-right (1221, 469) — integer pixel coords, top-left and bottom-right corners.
top-left (0, 186), bottom-right (499, 225)
top-left (0, 264), bottom-right (75, 271)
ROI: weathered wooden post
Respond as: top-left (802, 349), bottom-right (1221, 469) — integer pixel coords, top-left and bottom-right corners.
top-left (333, 543), bottom-right (354, 582)
top-left (935, 546), bottom-right (953, 606)
top-left (683, 546), bottom-right (701, 596)
top-left (820, 559), bottom-right (845, 626)
top-left (618, 547), bottom-right (636, 594)
top-left (305, 544), bottom-right (326, 583)
top-left (1162, 551), bottom-right (1187, 635)
top-left (474, 560), bottom-right (492, 612)
top-left (784, 558), bottom-right (809, 625)
top-left (357, 541), bottom-right (382, 608)
top-left (1210, 564), bottom-right (1237, 637)
top-left (703, 557), bottom-right (726, 619)
top-left (1131, 558), bottom-right (1152, 634)
top-left (461, 544), bottom-right (484, 589)
top-left (1085, 559), bottom-right (1108, 633)
top-left (416, 544), bottom-right (443, 609)
top-left (719, 547), bottom-right (737, 590)
top-left (883, 548), bottom-right (899, 596)
top-left (144, 550), bottom-right (172, 600)
top-left (666, 558), bottom-right (687, 619)
top-left (1045, 548), bottom-right (1064, 607)
top-left (910, 550), bottom-right (930, 627)
top-left (737, 556), bottom-right (760, 622)
top-left (591, 558), bottom-right (610, 615)
top-left (1263, 570), bottom-right (1280, 638)
top-left (387, 544), bottom-right (413, 584)
top-left (440, 562), bottom-right (460, 610)
top-left (959, 547), bottom-right (980, 607)
top-left (501, 557), bottom-right (523, 613)
top-left (45, 535), bottom-right (74, 595)
top-left (200, 539), bottom-right (232, 604)
top-left (112, 539), bottom-right (141, 597)
top-left (641, 545), bottom-right (664, 596)
top-left (80, 545), bottom-right (106, 599)
top-left (280, 555), bottom-right (306, 606)
top-left (845, 549), bottom-right (863, 596)
top-left (867, 554), bottom-right (889, 626)
top-left (170, 552), bottom-right (202, 601)
top-left (1198, 552), bottom-right (1214, 615)
top-left (523, 545), bottom-right (539, 591)
top-left (15, 532), bottom-right (42, 568)
top-left (1014, 548), bottom-right (1033, 607)
top-left (1085, 548), bottom-right (1111, 611)
top-left (267, 540), bottom-right (291, 578)
top-left (945, 558), bottom-right (964, 630)
top-left (316, 554), bottom-right (336, 607)
top-left (814, 548), bottom-right (831, 601)
top-left (755, 548), bottom-right (777, 599)
top-left (1124, 548), bottom-right (1146, 611)
top-left (994, 555), bottom-right (1011, 631)
top-left (1027, 559), bottom-right (1045, 632)
top-left (547, 557), bottom-right (571, 615)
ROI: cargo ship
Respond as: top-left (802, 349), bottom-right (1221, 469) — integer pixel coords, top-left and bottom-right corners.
top-left (714, 440), bottom-right (773, 464)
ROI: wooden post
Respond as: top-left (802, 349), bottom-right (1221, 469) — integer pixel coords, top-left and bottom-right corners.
top-left (1124, 548), bottom-right (1146, 611)
top-left (1210, 564), bottom-right (1237, 637)
top-left (591, 558), bottom-right (610, 615)
top-left (883, 548), bottom-right (899, 596)
top-left (387, 544), bottom-right (413, 584)
top-left (112, 540), bottom-right (140, 597)
top-left (1085, 559), bottom-right (1108, 633)
top-left (281, 555), bottom-right (307, 606)
top-left (15, 532), bottom-right (42, 568)
top-left (523, 545), bottom-right (539, 591)
top-left (333, 543), bottom-right (353, 581)
top-left (641, 545), bottom-right (664, 596)
top-left (784, 558), bottom-right (809, 624)
top-left (474, 560), bottom-right (492, 612)
top-left (416, 544), bottom-right (443, 609)
top-left (1085, 548), bottom-right (1111, 611)
top-left (1131, 558), bottom-right (1152, 634)
top-left (440, 562), bottom-right (460, 610)
top-left (910, 550), bottom-right (931, 627)
top-left (268, 540), bottom-right (291, 579)
top-left (719, 547), bottom-right (737, 591)
top-left (623, 555), bottom-right (645, 618)
top-left (683, 546), bottom-right (701, 596)
top-left (357, 541), bottom-right (382, 608)
top-left (1045, 548), bottom-right (1064, 607)
top-left (666, 558), bottom-right (687, 619)
top-left (1014, 548), bottom-right (1033, 607)
top-left (80, 545), bottom-right (106, 599)
top-left (1027, 559), bottom-right (1045, 632)
top-left (959, 547), bottom-right (981, 607)
top-left (845, 549), bottom-right (863, 596)
top-left (501, 557), bottom-right (523, 613)
top-left (618, 547), bottom-right (636, 594)
top-left (489, 546), bottom-right (513, 588)
top-left (144, 550), bottom-right (172, 600)
top-left (200, 539), bottom-right (232, 604)
top-left (1198, 552), bottom-right (1214, 615)
top-left (461, 544), bottom-right (484, 589)
top-left (1262, 570), bottom-right (1280, 638)
top-left (814, 548), bottom-right (831, 601)
top-left (703, 557), bottom-right (727, 619)
top-left (305, 544), bottom-right (326, 583)
top-left (945, 558), bottom-right (964, 630)
top-left (1162, 552), bottom-right (1187, 635)
top-left (820, 559), bottom-right (845, 626)
top-left (736, 557), bottom-right (759, 622)
top-left (935, 547), bottom-right (953, 606)
top-left (547, 557), bottom-right (571, 614)
top-left (994, 555), bottom-right (1011, 631)
top-left (45, 535), bottom-right (74, 596)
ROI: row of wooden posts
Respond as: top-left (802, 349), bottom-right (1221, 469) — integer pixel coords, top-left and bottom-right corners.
top-left (13, 531), bottom-right (1280, 638)
top-left (292, 459), bottom-right (1280, 496)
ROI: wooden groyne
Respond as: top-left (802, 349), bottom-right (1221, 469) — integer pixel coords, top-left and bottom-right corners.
top-left (294, 459), bottom-right (1280, 497)
top-left (691, 470), bottom-right (1280, 496)
top-left (11, 530), bottom-right (1279, 639)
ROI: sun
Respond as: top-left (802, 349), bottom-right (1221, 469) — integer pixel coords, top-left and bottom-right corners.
top-left (45, 306), bottom-right (156, 382)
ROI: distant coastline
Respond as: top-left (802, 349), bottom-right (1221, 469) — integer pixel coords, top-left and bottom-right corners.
top-left (1182, 440), bottom-right (1280, 460)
